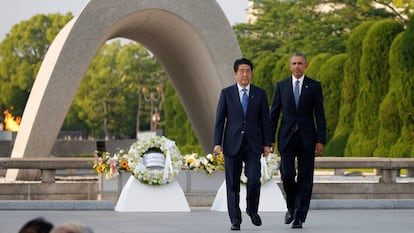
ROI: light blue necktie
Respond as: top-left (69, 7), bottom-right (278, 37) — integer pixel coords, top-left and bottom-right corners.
top-left (294, 80), bottom-right (300, 107)
top-left (242, 88), bottom-right (248, 114)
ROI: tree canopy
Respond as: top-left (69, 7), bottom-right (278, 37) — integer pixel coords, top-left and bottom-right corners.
top-left (1, 1), bottom-right (413, 156)
top-left (0, 13), bottom-right (73, 115)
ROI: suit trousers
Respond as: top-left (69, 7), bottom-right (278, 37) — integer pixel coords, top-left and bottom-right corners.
top-left (224, 136), bottom-right (261, 225)
top-left (279, 132), bottom-right (315, 222)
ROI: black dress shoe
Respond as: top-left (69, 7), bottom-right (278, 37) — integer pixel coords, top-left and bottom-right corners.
top-left (246, 210), bottom-right (262, 226)
top-left (284, 212), bottom-right (294, 224)
top-left (231, 224), bottom-right (240, 230)
top-left (291, 219), bottom-right (303, 229)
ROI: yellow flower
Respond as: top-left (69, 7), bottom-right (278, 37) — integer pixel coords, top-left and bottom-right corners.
top-left (187, 157), bottom-right (196, 164)
top-left (120, 160), bottom-right (129, 170)
top-left (95, 163), bottom-right (106, 174)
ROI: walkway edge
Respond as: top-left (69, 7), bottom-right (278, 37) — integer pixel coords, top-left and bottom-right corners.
top-left (310, 199), bottom-right (414, 209)
top-left (1, 199), bottom-right (414, 210)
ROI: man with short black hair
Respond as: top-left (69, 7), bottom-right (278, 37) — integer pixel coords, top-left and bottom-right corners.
top-left (214, 58), bottom-right (271, 230)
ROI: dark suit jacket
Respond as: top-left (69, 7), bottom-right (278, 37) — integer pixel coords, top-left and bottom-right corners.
top-left (269, 76), bottom-right (326, 152)
top-left (214, 84), bottom-right (271, 156)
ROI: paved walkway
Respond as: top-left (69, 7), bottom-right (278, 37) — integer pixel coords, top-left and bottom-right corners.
top-left (2, 207), bottom-right (413, 233)
top-left (2, 173), bottom-right (414, 232)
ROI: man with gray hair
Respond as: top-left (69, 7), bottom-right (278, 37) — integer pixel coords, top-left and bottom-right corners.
top-left (269, 52), bottom-right (326, 229)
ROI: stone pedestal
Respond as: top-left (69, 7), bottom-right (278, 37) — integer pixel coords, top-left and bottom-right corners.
top-left (211, 180), bottom-right (287, 212)
top-left (115, 176), bottom-right (190, 212)
top-left (176, 170), bottom-right (224, 193)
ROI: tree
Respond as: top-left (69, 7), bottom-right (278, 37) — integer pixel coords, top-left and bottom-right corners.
top-left (373, 32), bottom-right (404, 157)
top-left (235, 0), bottom-right (395, 64)
top-left (317, 54), bottom-right (347, 150)
top-left (271, 54), bottom-right (291, 85)
top-left (251, 52), bottom-right (278, 101)
top-left (358, 0), bottom-right (414, 25)
top-left (163, 83), bottom-right (202, 154)
top-left (389, 16), bottom-right (414, 157)
top-left (114, 42), bottom-right (166, 138)
top-left (71, 40), bottom-right (162, 139)
top-left (0, 13), bottom-right (73, 115)
top-left (329, 21), bottom-right (375, 157)
top-left (306, 53), bottom-right (332, 80)
top-left (346, 19), bottom-right (403, 156)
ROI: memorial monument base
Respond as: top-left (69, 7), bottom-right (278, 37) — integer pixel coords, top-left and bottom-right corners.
top-left (211, 180), bottom-right (287, 212)
top-left (115, 176), bottom-right (190, 212)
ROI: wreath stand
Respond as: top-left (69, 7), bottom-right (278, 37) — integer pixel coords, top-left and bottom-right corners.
top-left (115, 176), bottom-right (190, 212)
top-left (210, 180), bottom-right (287, 212)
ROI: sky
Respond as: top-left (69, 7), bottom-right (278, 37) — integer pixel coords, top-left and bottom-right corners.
top-left (0, 0), bottom-right (248, 41)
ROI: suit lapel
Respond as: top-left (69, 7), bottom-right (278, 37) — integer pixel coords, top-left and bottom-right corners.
top-left (246, 85), bottom-right (258, 115)
top-left (248, 85), bottom-right (254, 107)
top-left (300, 77), bottom-right (310, 104)
top-left (285, 79), bottom-right (296, 108)
top-left (231, 84), bottom-right (244, 114)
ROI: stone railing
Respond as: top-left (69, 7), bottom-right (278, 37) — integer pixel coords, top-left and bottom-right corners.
top-left (310, 157), bottom-right (414, 199)
top-left (1, 157), bottom-right (414, 202)
top-left (0, 157), bottom-right (94, 183)
top-left (0, 157), bottom-right (97, 200)
top-left (314, 157), bottom-right (414, 183)
top-left (2, 156), bottom-right (413, 183)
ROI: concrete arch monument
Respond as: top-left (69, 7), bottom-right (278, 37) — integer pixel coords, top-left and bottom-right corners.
top-left (7, 0), bottom-right (241, 180)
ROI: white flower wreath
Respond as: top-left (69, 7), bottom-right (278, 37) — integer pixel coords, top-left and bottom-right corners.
top-left (127, 136), bottom-right (182, 185)
top-left (241, 152), bottom-right (279, 184)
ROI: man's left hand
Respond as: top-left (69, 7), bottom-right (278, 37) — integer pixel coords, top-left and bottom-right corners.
top-left (314, 143), bottom-right (324, 157)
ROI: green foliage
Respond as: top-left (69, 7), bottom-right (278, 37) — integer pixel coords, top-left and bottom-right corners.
top-left (267, 54), bottom-right (291, 106)
top-left (163, 83), bottom-right (202, 155)
top-left (2, 4), bottom-right (413, 158)
top-left (0, 13), bottom-right (73, 115)
top-left (306, 53), bottom-right (332, 80)
top-left (235, 0), bottom-right (395, 64)
top-left (271, 54), bottom-right (291, 83)
top-left (317, 54), bottom-right (347, 148)
top-left (251, 53), bottom-right (278, 101)
top-left (389, 17), bottom-right (414, 157)
top-left (346, 19), bottom-right (403, 156)
top-left (357, 0), bottom-right (414, 25)
top-left (71, 40), bottom-right (163, 139)
top-left (330, 21), bottom-right (375, 157)
top-left (374, 33), bottom-right (405, 157)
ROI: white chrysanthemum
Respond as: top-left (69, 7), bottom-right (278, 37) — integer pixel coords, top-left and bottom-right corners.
top-left (127, 136), bottom-right (182, 185)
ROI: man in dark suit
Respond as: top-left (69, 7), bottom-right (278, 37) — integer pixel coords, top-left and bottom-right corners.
top-left (269, 52), bottom-right (326, 229)
top-left (214, 58), bottom-right (271, 231)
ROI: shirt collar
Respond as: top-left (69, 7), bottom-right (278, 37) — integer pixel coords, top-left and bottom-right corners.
top-left (292, 75), bottom-right (304, 85)
top-left (237, 84), bottom-right (250, 92)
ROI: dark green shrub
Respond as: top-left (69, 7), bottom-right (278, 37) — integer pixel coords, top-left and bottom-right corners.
top-left (319, 54), bottom-right (347, 156)
top-left (331, 21), bottom-right (375, 157)
top-left (346, 19), bottom-right (403, 157)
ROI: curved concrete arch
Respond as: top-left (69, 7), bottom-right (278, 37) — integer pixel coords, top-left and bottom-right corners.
top-left (7, 0), bottom-right (241, 180)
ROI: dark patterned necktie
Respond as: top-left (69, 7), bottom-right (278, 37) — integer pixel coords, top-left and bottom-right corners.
top-left (294, 80), bottom-right (300, 107)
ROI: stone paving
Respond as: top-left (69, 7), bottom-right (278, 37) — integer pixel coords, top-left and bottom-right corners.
top-left (1, 208), bottom-right (413, 233)
top-left (2, 173), bottom-right (414, 232)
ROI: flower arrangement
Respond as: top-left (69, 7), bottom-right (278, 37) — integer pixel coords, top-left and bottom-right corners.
top-left (127, 136), bottom-right (182, 185)
top-left (241, 152), bottom-right (279, 184)
top-left (93, 136), bottom-right (182, 185)
top-left (183, 152), bottom-right (224, 175)
top-left (94, 149), bottom-right (130, 179)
